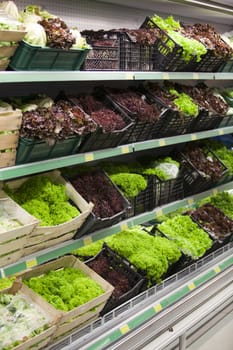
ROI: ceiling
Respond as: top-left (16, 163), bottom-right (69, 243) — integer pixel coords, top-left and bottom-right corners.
top-left (98, 0), bottom-right (233, 27)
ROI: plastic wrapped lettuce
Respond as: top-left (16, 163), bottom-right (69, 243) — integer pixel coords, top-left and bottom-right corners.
top-left (0, 293), bottom-right (50, 349)
top-left (71, 28), bottom-right (91, 49)
top-left (23, 22), bottom-right (46, 46)
top-left (0, 5), bottom-right (23, 30)
top-left (142, 157), bottom-right (180, 180)
top-left (19, 4), bottom-right (55, 47)
top-left (169, 87), bottom-right (199, 117)
top-left (0, 1), bottom-right (19, 20)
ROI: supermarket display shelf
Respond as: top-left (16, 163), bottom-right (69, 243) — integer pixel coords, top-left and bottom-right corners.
top-left (48, 243), bottom-right (233, 350)
top-left (1, 126), bottom-right (233, 180)
top-left (2, 179), bottom-right (233, 279)
top-left (0, 71), bottom-right (233, 83)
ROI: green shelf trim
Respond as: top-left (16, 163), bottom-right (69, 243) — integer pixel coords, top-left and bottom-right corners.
top-left (127, 308), bottom-right (156, 329)
top-left (161, 286), bottom-right (190, 307)
top-left (0, 145), bottom-right (134, 180)
top-left (4, 262), bottom-right (27, 277)
top-left (133, 126), bottom-right (233, 152)
top-left (194, 270), bottom-right (216, 286)
top-left (219, 255), bottom-right (233, 270)
top-left (87, 329), bottom-right (122, 350)
top-left (85, 254), bottom-right (233, 350)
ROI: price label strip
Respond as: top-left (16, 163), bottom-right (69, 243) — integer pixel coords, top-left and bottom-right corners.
top-left (121, 145), bottom-right (130, 154)
top-left (85, 153), bottom-right (94, 162)
top-left (26, 258), bottom-right (37, 269)
top-left (83, 237), bottom-right (93, 246)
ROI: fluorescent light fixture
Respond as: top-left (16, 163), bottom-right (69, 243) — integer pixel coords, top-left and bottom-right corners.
top-left (168, 0), bottom-right (233, 15)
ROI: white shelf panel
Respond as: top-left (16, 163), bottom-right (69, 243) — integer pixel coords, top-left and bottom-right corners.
top-left (1, 71), bottom-right (233, 83)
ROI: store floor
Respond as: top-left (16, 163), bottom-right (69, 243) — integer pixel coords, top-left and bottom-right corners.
top-left (187, 311), bottom-right (233, 350)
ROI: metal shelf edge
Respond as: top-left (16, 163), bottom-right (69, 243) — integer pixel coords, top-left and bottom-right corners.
top-left (0, 145), bottom-right (134, 180)
top-left (134, 126), bottom-right (233, 151)
top-left (1, 72), bottom-right (233, 83)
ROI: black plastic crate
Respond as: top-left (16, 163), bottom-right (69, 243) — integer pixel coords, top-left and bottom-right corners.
top-left (78, 99), bottom-right (134, 152)
top-left (81, 30), bottom-right (121, 70)
top-left (189, 48), bottom-right (227, 73)
top-left (141, 17), bottom-right (198, 72)
top-left (156, 111), bottom-right (193, 137)
top-left (66, 170), bottom-right (130, 237)
top-left (86, 243), bottom-right (146, 315)
top-left (106, 93), bottom-right (169, 143)
top-left (126, 175), bottom-right (154, 217)
top-left (220, 59), bottom-right (233, 73)
top-left (186, 109), bottom-right (223, 133)
top-left (82, 30), bottom-right (156, 71)
top-left (142, 87), bottom-right (197, 136)
top-left (153, 171), bottom-right (184, 207)
top-left (219, 114), bottom-right (233, 128)
top-left (176, 146), bottom-right (228, 196)
top-left (188, 204), bottom-right (233, 245)
top-left (120, 36), bottom-right (154, 71)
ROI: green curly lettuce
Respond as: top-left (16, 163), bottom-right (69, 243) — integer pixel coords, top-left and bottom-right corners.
top-left (150, 15), bottom-right (206, 62)
top-left (5, 176), bottom-right (79, 226)
top-left (167, 30), bottom-right (207, 62)
top-left (150, 15), bottom-right (181, 31)
top-left (24, 267), bottom-right (104, 311)
top-left (0, 277), bottom-right (15, 291)
top-left (169, 88), bottom-right (199, 117)
top-left (158, 215), bottom-right (212, 259)
top-left (107, 227), bottom-right (181, 283)
top-left (110, 173), bottom-right (147, 198)
top-left (22, 199), bottom-right (52, 226)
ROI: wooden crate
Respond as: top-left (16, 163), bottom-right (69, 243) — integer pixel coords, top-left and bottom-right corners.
top-left (0, 44), bottom-right (18, 58)
top-left (0, 281), bottom-right (60, 350)
top-left (0, 109), bottom-right (22, 168)
top-left (0, 191), bottom-right (39, 267)
top-left (0, 58), bottom-right (9, 70)
top-left (18, 255), bottom-right (114, 340)
top-left (0, 29), bottom-right (27, 42)
top-left (4, 171), bottom-right (93, 255)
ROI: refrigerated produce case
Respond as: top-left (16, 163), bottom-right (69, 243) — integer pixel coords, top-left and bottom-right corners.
top-left (0, 0), bottom-right (233, 349)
